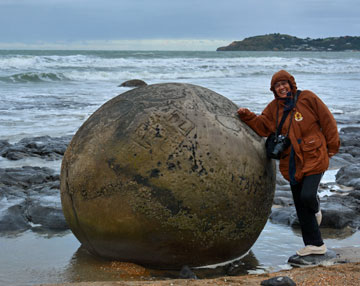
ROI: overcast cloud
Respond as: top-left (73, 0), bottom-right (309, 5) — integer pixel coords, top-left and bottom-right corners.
top-left (0, 0), bottom-right (359, 50)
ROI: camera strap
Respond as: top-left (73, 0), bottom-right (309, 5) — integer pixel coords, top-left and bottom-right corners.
top-left (274, 90), bottom-right (301, 138)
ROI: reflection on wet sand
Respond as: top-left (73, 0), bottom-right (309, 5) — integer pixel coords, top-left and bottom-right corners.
top-left (62, 246), bottom-right (260, 282)
top-left (63, 246), bottom-right (151, 282)
top-left (61, 222), bottom-right (360, 283)
top-left (1, 222), bottom-right (359, 285)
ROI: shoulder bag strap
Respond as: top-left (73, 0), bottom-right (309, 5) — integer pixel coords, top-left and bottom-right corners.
top-left (275, 90), bottom-right (301, 137)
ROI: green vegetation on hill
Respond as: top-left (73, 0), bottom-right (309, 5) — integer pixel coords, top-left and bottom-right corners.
top-left (217, 34), bottom-right (360, 51)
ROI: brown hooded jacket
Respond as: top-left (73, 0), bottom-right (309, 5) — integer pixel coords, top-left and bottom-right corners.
top-left (238, 70), bottom-right (340, 183)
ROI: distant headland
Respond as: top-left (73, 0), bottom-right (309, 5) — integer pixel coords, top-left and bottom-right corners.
top-left (217, 34), bottom-right (360, 51)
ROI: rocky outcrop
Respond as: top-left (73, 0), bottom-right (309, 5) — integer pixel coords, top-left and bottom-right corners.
top-left (330, 126), bottom-right (360, 169)
top-left (0, 166), bottom-right (68, 234)
top-left (0, 135), bottom-right (72, 161)
top-left (270, 189), bottom-right (360, 230)
top-left (336, 164), bottom-right (360, 189)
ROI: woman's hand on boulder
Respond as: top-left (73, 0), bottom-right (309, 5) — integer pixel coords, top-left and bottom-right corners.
top-left (237, 107), bottom-right (249, 116)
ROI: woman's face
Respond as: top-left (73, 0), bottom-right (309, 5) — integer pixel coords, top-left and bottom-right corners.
top-left (274, 80), bottom-right (291, 98)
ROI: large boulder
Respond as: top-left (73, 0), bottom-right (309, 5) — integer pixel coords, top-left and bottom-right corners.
top-left (60, 83), bottom-right (276, 268)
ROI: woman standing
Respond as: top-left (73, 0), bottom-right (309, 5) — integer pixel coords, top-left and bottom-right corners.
top-left (237, 70), bottom-right (340, 256)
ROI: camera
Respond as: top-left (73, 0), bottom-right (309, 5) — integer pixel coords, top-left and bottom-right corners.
top-left (269, 134), bottom-right (291, 159)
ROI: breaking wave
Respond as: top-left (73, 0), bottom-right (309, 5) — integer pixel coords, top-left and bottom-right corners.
top-left (0, 51), bottom-right (360, 84)
top-left (0, 72), bottom-right (70, 83)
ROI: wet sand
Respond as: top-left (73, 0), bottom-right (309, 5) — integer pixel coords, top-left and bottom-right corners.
top-left (41, 263), bottom-right (360, 286)
top-left (37, 247), bottom-right (360, 286)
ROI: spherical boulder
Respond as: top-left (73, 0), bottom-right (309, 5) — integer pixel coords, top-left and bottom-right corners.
top-left (60, 83), bottom-right (276, 268)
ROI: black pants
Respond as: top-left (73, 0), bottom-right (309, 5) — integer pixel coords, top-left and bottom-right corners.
top-left (291, 173), bottom-right (323, 246)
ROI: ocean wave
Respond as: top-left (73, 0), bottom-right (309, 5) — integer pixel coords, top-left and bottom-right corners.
top-left (1, 53), bottom-right (360, 73)
top-left (329, 108), bottom-right (344, 114)
top-left (0, 72), bottom-right (70, 83)
top-left (0, 54), bottom-right (92, 70)
top-left (0, 53), bottom-right (360, 85)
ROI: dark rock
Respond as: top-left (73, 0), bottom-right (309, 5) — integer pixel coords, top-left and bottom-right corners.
top-left (333, 127), bottom-right (360, 169)
top-left (0, 166), bottom-right (59, 189)
top-left (339, 131), bottom-right (360, 142)
top-left (274, 190), bottom-right (292, 198)
top-left (348, 189), bottom-right (360, 200)
top-left (0, 185), bottom-right (27, 201)
top-left (0, 205), bottom-right (30, 233)
top-left (348, 178), bottom-right (360, 189)
top-left (329, 153), bottom-right (356, 169)
top-left (119, 79), bottom-right (147, 88)
top-left (336, 164), bottom-right (360, 188)
top-left (276, 174), bottom-right (289, 186)
top-left (273, 196), bottom-right (294, 207)
top-left (0, 140), bottom-right (11, 154)
top-left (321, 203), bottom-right (354, 229)
top-left (0, 166), bottom-right (67, 235)
top-left (271, 191), bottom-right (360, 229)
top-left (288, 250), bottom-right (336, 266)
top-left (25, 203), bottom-right (68, 231)
top-left (320, 192), bottom-right (360, 229)
top-left (335, 116), bottom-right (360, 126)
top-left (340, 146), bottom-right (360, 158)
top-left (276, 185), bottom-right (291, 191)
top-left (270, 206), bottom-right (298, 226)
top-left (221, 251), bottom-right (259, 277)
top-left (273, 167), bottom-right (293, 206)
top-left (273, 187), bottom-right (293, 206)
top-left (261, 276), bottom-right (296, 286)
top-left (340, 126), bottom-right (360, 134)
top-left (179, 265), bottom-right (197, 279)
top-left (1, 135), bottom-right (72, 161)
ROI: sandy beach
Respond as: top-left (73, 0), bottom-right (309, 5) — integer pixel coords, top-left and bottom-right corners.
top-left (41, 263), bottom-right (360, 286)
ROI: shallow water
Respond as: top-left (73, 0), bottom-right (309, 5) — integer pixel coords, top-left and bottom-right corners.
top-left (1, 221), bottom-right (359, 286)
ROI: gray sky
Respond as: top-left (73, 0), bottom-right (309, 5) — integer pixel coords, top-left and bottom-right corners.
top-left (0, 0), bottom-right (359, 50)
